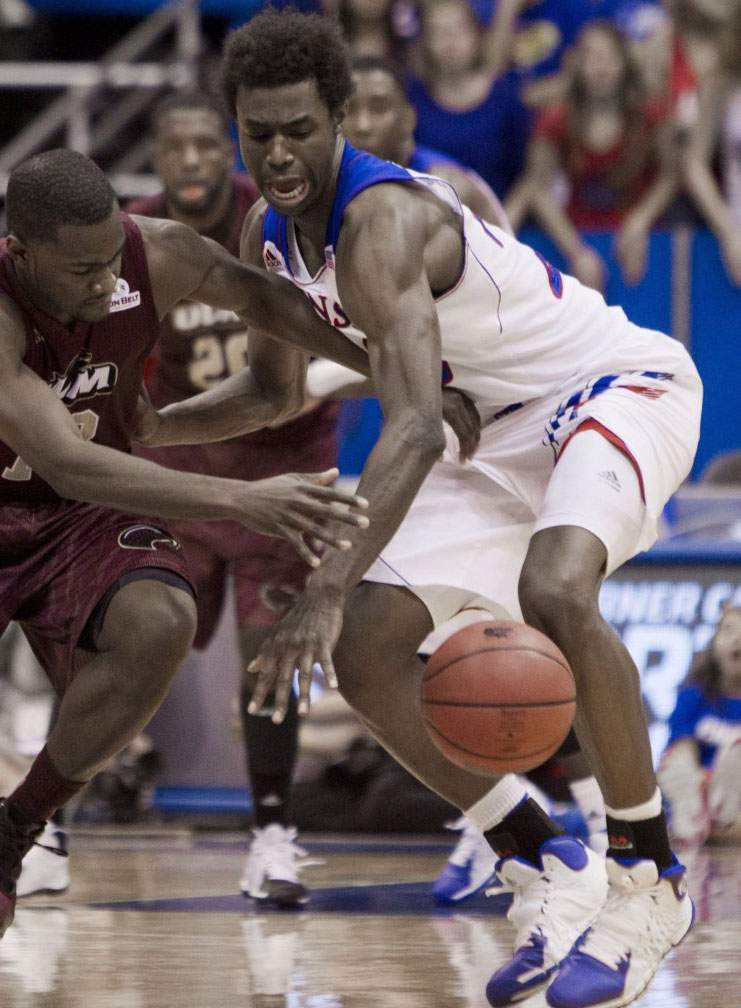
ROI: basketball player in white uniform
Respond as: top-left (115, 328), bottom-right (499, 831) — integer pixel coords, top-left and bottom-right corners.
top-left (202, 11), bottom-right (703, 1008)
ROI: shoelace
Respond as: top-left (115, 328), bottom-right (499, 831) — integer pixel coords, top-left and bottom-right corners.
top-left (508, 871), bottom-right (584, 951)
top-left (255, 831), bottom-right (322, 881)
top-left (577, 881), bottom-right (665, 971)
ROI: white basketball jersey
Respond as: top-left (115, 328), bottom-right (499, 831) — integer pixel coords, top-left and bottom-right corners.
top-left (261, 142), bottom-right (693, 422)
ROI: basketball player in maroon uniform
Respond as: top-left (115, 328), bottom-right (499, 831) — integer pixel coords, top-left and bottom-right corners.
top-left (0, 147), bottom-right (374, 938)
top-left (128, 91), bottom-right (340, 907)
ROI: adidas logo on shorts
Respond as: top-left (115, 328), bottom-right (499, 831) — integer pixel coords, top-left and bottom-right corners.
top-left (598, 470), bottom-right (621, 491)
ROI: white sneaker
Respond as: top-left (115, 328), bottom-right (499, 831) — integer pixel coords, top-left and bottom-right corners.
top-left (432, 816), bottom-right (498, 904)
top-left (657, 743), bottom-right (710, 848)
top-left (240, 824), bottom-right (312, 908)
top-left (708, 739), bottom-right (741, 832)
top-left (485, 837), bottom-right (608, 1006)
top-left (16, 824), bottom-right (69, 898)
top-left (546, 855), bottom-right (694, 1008)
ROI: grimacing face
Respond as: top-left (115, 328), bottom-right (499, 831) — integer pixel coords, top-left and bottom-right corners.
top-left (9, 204), bottom-right (124, 325)
top-left (152, 107), bottom-right (234, 218)
top-left (344, 69), bottom-right (414, 162)
top-left (235, 78), bottom-right (343, 218)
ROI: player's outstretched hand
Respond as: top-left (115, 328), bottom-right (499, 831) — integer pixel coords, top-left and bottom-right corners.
top-left (240, 468), bottom-right (369, 567)
top-left (247, 588), bottom-right (345, 722)
top-left (442, 387), bottom-right (481, 461)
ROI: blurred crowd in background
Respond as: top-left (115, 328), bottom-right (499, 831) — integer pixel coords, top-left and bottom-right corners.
top-left (2, 0), bottom-right (740, 290)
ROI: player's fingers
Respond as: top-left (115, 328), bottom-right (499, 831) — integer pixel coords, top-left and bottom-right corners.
top-left (307, 467), bottom-right (340, 486)
top-left (271, 665), bottom-right (297, 724)
top-left (247, 658), bottom-right (276, 714)
top-left (321, 651), bottom-right (338, 690)
top-left (303, 477), bottom-right (369, 516)
top-left (285, 530), bottom-right (322, 568)
top-left (296, 653), bottom-right (314, 716)
top-left (289, 515), bottom-right (352, 552)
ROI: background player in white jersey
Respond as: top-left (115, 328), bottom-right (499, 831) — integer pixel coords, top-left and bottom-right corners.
top-left (209, 10), bottom-right (704, 1008)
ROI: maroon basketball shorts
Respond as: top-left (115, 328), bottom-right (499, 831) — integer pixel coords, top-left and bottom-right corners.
top-left (0, 499), bottom-right (192, 694)
top-left (137, 426), bottom-right (338, 650)
top-left (172, 522), bottom-right (310, 650)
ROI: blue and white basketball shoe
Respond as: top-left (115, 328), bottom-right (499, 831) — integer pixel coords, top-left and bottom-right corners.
top-left (546, 855), bottom-right (694, 1008)
top-left (432, 817), bottom-right (498, 904)
top-left (485, 836), bottom-right (608, 1006)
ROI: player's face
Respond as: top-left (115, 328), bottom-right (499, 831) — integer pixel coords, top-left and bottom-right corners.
top-left (712, 609), bottom-right (741, 694)
top-left (26, 205), bottom-right (125, 324)
top-left (152, 107), bottom-right (234, 218)
top-left (235, 79), bottom-right (342, 218)
top-left (344, 69), bottom-right (413, 162)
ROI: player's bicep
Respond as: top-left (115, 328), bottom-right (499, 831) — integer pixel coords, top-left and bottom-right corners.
top-left (337, 209), bottom-right (443, 421)
top-left (0, 356), bottom-right (87, 480)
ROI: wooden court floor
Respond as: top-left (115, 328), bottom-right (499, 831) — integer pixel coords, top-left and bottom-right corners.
top-left (3, 827), bottom-right (740, 1008)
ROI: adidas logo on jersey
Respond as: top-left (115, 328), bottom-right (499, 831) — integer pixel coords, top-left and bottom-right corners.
top-left (109, 277), bottom-right (141, 313)
top-left (263, 243), bottom-right (285, 272)
top-left (598, 470), bottom-right (621, 491)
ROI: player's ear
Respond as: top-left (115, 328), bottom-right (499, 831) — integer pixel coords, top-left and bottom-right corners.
top-left (334, 98), bottom-right (349, 132)
top-left (5, 234), bottom-right (28, 261)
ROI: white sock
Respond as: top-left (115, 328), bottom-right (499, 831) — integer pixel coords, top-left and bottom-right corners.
top-left (464, 775), bottom-right (529, 833)
top-left (570, 775), bottom-right (607, 834)
top-left (604, 786), bottom-right (662, 821)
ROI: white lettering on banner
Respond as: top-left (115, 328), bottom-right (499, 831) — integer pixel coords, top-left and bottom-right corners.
top-left (600, 574), bottom-right (741, 763)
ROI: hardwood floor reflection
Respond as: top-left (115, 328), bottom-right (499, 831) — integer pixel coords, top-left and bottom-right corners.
top-left (2, 829), bottom-right (738, 1008)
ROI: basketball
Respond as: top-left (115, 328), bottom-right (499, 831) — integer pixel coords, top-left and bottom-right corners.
top-left (421, 620), bottom-right (576, 775)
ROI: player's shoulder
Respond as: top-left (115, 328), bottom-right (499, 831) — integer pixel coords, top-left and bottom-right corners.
top-left (129, 213), bottom-right (198, 248)
top-left (0, 288), bottom-right (29, 360)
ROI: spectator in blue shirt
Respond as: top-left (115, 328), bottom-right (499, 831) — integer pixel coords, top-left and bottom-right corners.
top-left (657, 606), bottom-right (741, 847)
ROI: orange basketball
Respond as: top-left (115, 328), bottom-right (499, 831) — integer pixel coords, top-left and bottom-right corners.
top-left (421, 620), bottom-right (576, 775)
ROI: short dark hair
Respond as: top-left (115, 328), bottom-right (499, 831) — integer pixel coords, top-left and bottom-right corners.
top-left (6, 148), bottom-right (116, 244)
top-left (352, 55), bottom-right (408, 100)
top-left (150, 89), bottom-right (231, 137)
top-left (221, 7), bottom-right (353, 117)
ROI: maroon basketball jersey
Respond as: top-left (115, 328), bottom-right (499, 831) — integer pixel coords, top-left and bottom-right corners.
top-left (0, 214), bottom-right (160, 503)
top-left (128, 173), bottom-right (339, 456)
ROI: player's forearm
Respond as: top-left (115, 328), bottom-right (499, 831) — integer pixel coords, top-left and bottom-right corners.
top-left (46, 441), bottom-right (246, 522)
top-left (306, 412), bottom-right (445, 598)
top-left (141, 368), bottom-right (298, 446)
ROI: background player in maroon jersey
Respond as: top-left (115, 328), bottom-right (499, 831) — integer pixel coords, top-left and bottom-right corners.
top-left (0, 146), bottom-right (375, 938)
top-left (128, 91), bottom-right (340, 907)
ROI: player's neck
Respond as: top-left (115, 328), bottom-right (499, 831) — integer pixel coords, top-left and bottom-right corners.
top-left (293, 134), bottom-right (345, 266)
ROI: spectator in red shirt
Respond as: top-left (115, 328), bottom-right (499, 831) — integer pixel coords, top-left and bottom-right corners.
top-left (508, 19), bottom-right (679, 289)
